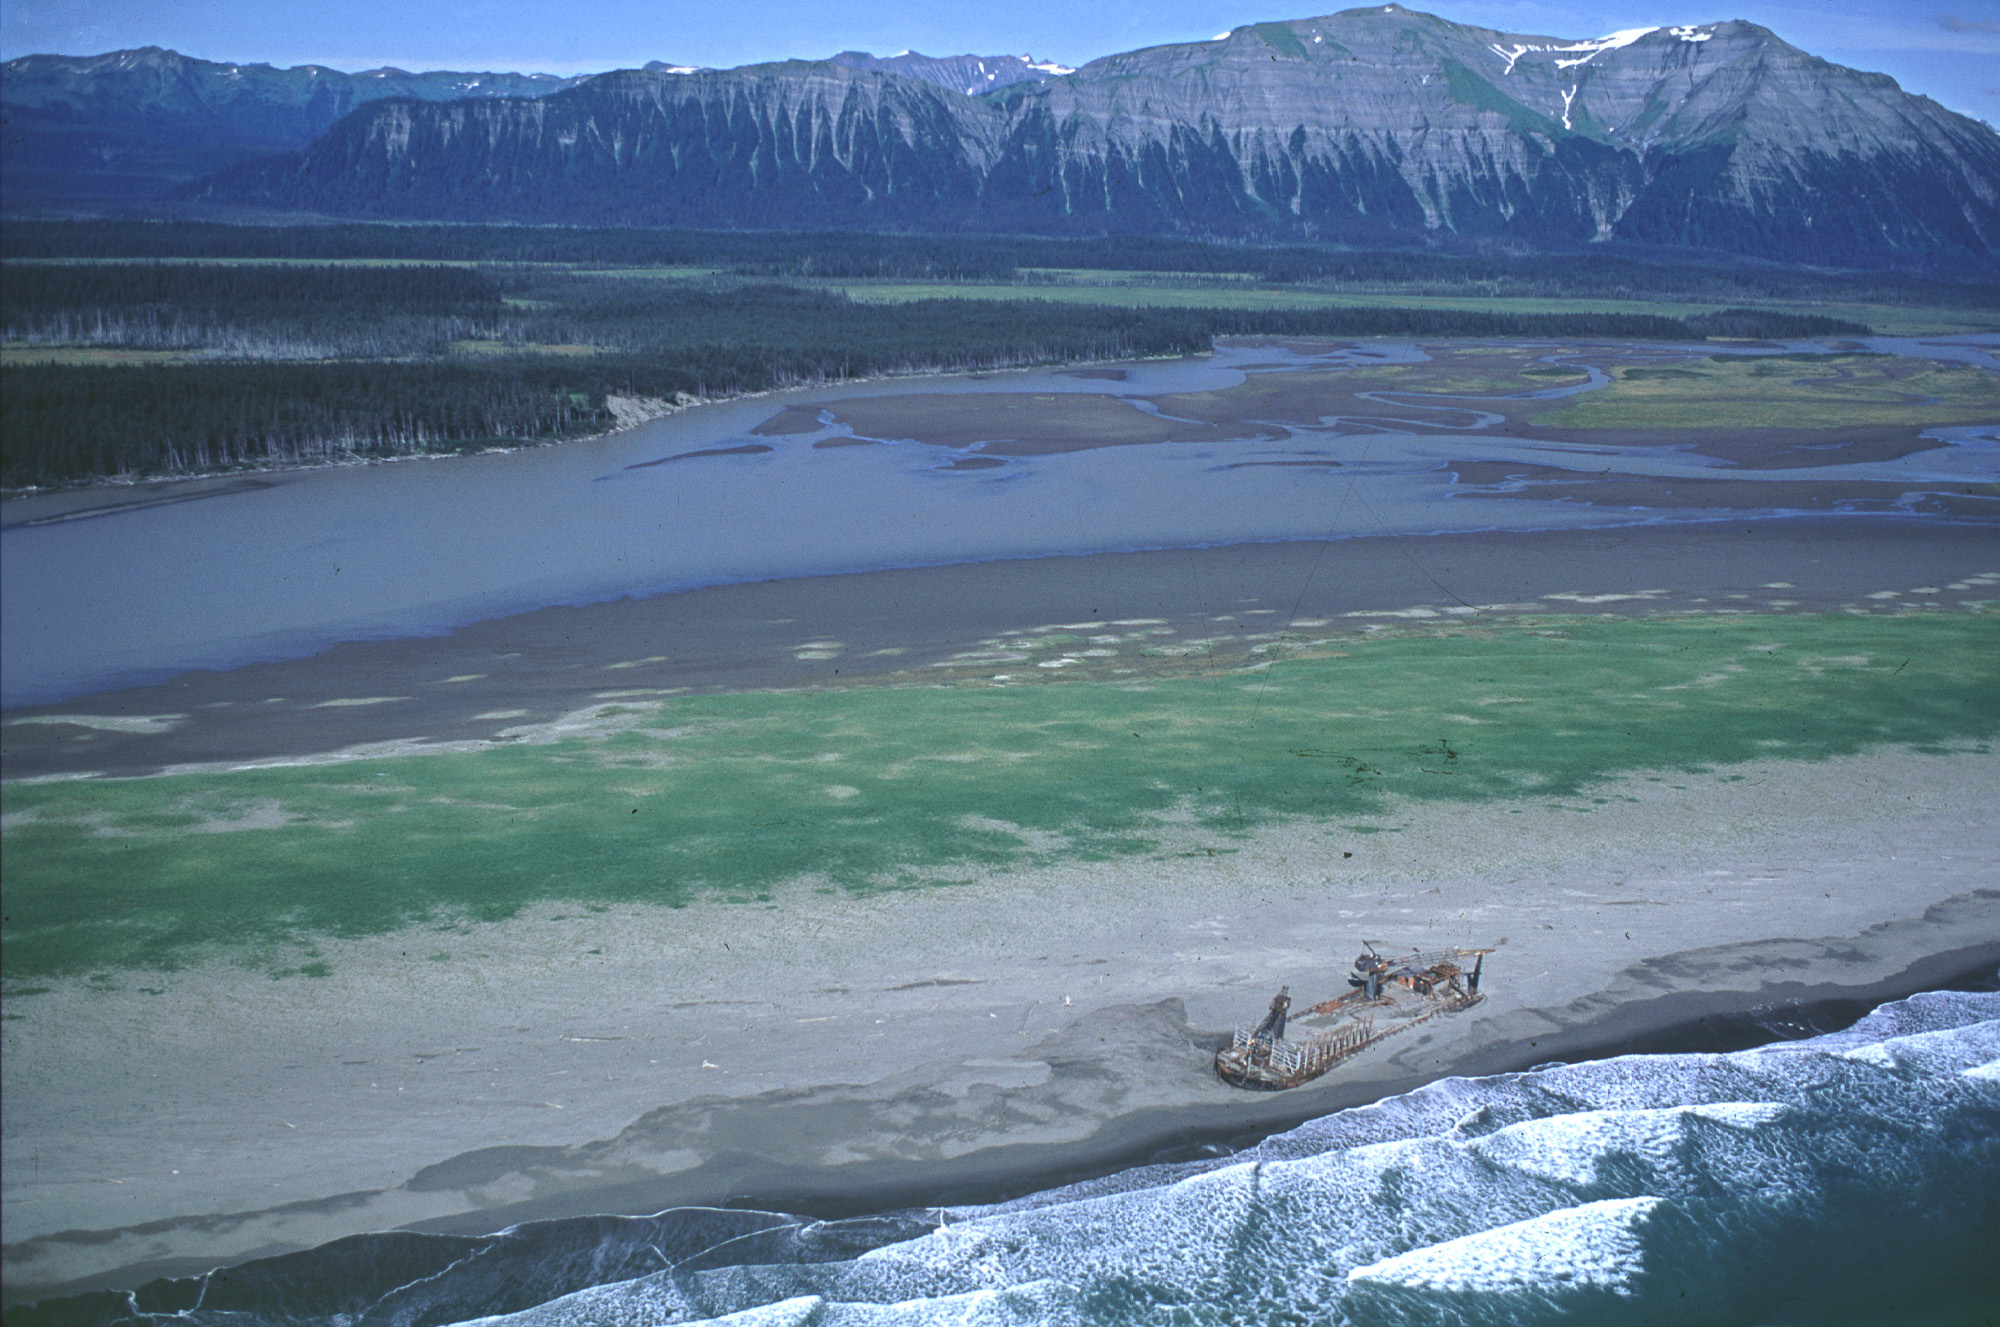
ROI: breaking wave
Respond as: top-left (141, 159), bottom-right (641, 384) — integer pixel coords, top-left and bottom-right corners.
top-left (25, 986), bottom-right (2000, 1325)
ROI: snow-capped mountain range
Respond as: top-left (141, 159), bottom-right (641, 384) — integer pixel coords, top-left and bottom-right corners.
top-left (7, 7), bottom-right (1999, 270)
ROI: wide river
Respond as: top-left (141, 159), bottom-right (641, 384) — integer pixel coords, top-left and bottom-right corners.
top-left (4, 336), bottom-right (1995, 708)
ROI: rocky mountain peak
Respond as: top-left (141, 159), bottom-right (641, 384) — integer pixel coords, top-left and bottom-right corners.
top-left (826, 50), bottom-right (1071, 97)
top-left (9, 10), bottom-right (1996, 270)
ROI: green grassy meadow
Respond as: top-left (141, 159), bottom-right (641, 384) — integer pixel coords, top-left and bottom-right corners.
top-left (826, 276), bottom-right (2000, 337)
top-left (1541, 354), bottom-right (2000, 429)
top-left (827, 278), bottom-right (1739, 317)
top-left (0, 346), bottom-right (197, 367)
top-left (4, 610), bottom-right (1994, 982)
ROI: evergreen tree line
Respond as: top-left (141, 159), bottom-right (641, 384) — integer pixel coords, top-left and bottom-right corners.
top-left (6, 219), bottom-right (1994, 308)
top-left (7, 264), bottom-right (1865, 366)
top-left (1, 294), bottom-right (1869, 488)
top-left (2, 262), bottom-right (510, 358)
top-left (4, 310), bottom-right (512, 358)
top-left (1678, 309), bottom-right (1874, 339)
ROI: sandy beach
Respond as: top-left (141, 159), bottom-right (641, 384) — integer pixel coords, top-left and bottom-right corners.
top-left (5, 740), bottom-right (1995, 1301)
top-left (3, 334), bottom-right (1995, 1307)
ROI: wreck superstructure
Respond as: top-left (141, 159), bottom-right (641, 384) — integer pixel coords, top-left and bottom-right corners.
top-left (1216, 943), bottom-right (1498, 1091)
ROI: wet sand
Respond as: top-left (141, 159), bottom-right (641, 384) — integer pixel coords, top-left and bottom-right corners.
top-left (756, 344), bottom-right (1990, 471)
top-left (4, 746), bottom-right (1995, 1301)
top-left (769, 392), bottom-right (1279, 451)
top-left (1533, 423), bottom-right (1952, 470)
top-left (1443, 462), bottom-right (1998, 515)
top-left (5, 517), bottom-right (1997, 782)
top-left (3, 336), bottom-right (1996, 1305)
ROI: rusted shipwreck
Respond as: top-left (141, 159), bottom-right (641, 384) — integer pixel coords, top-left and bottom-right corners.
top-left (1216, 943), bottom-right (1498, 1090)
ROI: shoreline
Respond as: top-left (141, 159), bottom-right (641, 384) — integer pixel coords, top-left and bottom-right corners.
top-left (6, 745), bottom-right (1996, 1300)
top-left (6, 515), bottom-right (1995, 777)
top-left (12, 929), bottom-right (1998, 1308)
top-left (15, 322), bottom-right (1986, 507)
top-left (16, 948), bottom-right (1998, 1309)
top-left (403, 937), bottom-right (2000, 1233)
top-left (0, 347), bottom-right (1206, 509)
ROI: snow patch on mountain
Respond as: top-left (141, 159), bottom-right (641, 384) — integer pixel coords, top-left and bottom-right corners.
top-left (1493, 26), bottom-right (1663, 75)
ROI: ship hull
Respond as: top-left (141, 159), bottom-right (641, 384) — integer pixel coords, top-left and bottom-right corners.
top-left (1215, 992), bottom-right (1482, 1091)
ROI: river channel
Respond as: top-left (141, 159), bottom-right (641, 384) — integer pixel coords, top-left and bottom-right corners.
top-left (3, 335), bottom-right (1995, 708)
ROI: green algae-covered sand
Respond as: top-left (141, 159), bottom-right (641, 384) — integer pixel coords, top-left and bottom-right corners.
top-left (5, 608), bottom-right (1993, 981)
top-left (1539, 352), bottom-right (2000, 430)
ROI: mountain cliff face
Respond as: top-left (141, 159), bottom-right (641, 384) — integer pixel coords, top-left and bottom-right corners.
top-left (250, 62), bottom-right (1006, 229)
top-left (32, 7), bottom-right (2000, 269)
top-left (980, 9), bottom-right (2000, 262)
top-left (0, 46), bottom-right (587, 201)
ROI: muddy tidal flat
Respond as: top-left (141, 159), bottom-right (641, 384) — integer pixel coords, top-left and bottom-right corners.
top-left (2, 336), bottom-right (1996, 1307)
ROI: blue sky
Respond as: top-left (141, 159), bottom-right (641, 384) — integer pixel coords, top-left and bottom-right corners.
top-left (3, 0), bottom-right (1996, 123)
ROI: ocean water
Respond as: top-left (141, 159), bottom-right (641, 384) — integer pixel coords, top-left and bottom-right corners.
top-left (24, 984), bottom-right (1998, 1325)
